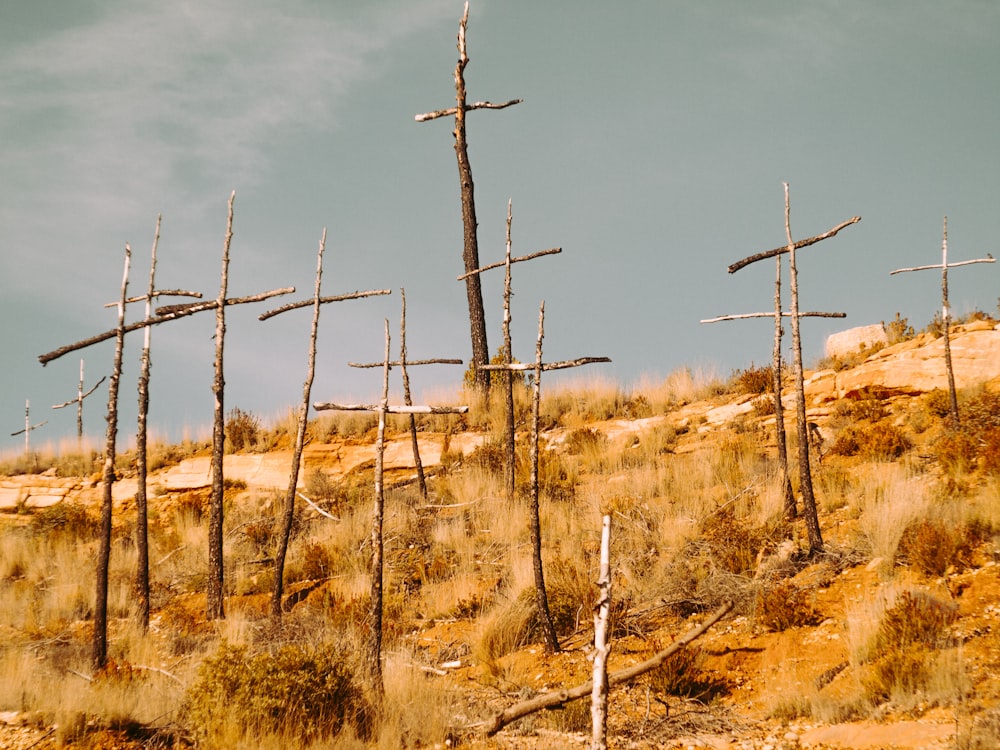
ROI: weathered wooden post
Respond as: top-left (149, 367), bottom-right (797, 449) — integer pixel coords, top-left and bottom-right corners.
top-left (10, 400), bottom-right (47, 455)
top-left (415, 1), bottom-right (522, 395)
top-left (314, 330), bottom-right (468, 698)
top-left (258, 229), bottom-right (390, 620)
top-left (458, 200), bottom-right (561, 501)
top-left (483, 301), bottom-right (610, 653)
top-left (890, 216), bottom-right (995, 426)
top-left (52, 360), bottom-right (105, 446)
top-left (718, 184), bottom-right (861, 554)
top-left (590, 512), bottom-right (612, 750)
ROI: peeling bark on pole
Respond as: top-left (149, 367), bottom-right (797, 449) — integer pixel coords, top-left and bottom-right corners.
top-left (271, 230), bottom-right (326, 620)
top-left (590, 513), bottom-right (612, 750)
top-left (530, 301), bottom-right (560, 654)
top-left (207, 191), bottom-right (235, 621)
top-left (785, 184), bottom-right (823, 554)
top-left (94, 243), bottom-right (130, 670)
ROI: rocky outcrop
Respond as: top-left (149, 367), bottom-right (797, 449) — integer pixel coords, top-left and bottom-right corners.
top-left (825, 323), bottom-right (888, 359)
top-left (0, 476), bottom-right (82, 511)
top-left (806, 321), bottom-right (1000, 403)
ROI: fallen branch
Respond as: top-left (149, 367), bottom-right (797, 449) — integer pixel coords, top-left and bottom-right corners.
top-left (297, 492), bottom-right (340, 521)
top-left (478, 600), bottom-right (733, 736)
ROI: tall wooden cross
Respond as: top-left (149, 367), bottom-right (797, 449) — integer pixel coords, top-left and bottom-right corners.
top-left (458, 199), bottom-right (561, 501)
top-left (719, 183), bottom-right (860, 554)
top-left (52, 359), bottom-right (106, 445)
top-left (313, 321), bottom-right (468, 699)
top-left (890, 216), bottom-right (995, 425)
top-left (11, 400), bottom-right (47, 455)
top-left (482, 300), bottom-right (610, 654)
top-left (415, 1), bottom-right (522, 394)
top-left (346, 288), bottom-right (464, 499)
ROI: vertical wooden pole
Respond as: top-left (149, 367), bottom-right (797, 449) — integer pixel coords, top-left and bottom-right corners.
top-left (940, 216), bottom-right (960, 425)
top-left (399, 289), bottom-right (428, 499)
top-left (367, 319), bottom-right (391, 700)
top-left (207, 191), bottom-right (235, 621)
top-left (530, 301), bottom-right (560, 653)
top-left (772, 256), bottom-right (796, 519)
top-left (134, 214), bottom-right (161, 631)
top-left (785, 184), bottom-right (823, 553)
top-left (590, 513), bottom-right (612, 750)
top-left (75, 361), bottom-right (85, 443)
top-left (272, 229), bottom-right (327, 619)
top-left (93, 243), bottom-right (131, 670)
top-left (503, 201), bottom-right (516, 502)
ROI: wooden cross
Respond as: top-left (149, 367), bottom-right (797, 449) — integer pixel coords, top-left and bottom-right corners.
top-left (11, 399), bottom-right (48, 455)
top-left (890, 216), bottom-right (995, 425)
top-left (52, 359), bottom-right (106, 444)
top-left (459, 199), bottom-right (561, 501)
top-left (313, 321), bottom-right (468, 699)
top-left (720, 183), bottom-right (860, 555)
top-left (258, 227), bottom-right (391, 619)
top-left (415, 1), bottom-right (523, 394)
top-left (482, 300), bottom-right (610, 654)
top-left (346, 288), bottom-right (463, 499)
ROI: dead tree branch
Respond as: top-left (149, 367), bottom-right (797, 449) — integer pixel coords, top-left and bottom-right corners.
top-left (480, 601), bottom-right (733, 736)
top-left (727, 216), bottom-right (861, 274)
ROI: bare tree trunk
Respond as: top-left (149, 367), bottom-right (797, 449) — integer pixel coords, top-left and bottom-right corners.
top-left (530, 301), bottom-right (560, 653)
top-left (207, 192), bottom-right (235, 621)
top-left (785, 184), bottom-right (823, 553)
top-left (93, 244), bottom-right (131, 670)
top-left (134, 215), bottom-right (161, 632)
top-left (272, 229), bottom-right (326, 619)
top-left (940, 216), bottom-right (960, 425)
top-left (399, 289), bottom-right (428, 499)
top-left (367, 320), bottom-right (391, 700)
top-left (772, 256), bottom-right (796, 519)
top-left (590, 514), bottom-right (612, 750)
top-left (453, 3), bottom-right (490, 395)
top-left (503, 201), bottom-right (516, 502)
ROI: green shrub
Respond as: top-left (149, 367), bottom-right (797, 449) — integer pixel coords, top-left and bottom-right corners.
top-left (183, 641), bottom-right (371, 744)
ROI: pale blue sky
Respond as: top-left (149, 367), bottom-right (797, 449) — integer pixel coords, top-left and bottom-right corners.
top-left (2, 1), bottom-right (999, 445)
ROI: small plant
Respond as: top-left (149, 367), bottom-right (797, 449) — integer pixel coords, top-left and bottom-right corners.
top-left (731, 363), bottom-right (774, 395)
top-left (830, 421), bottom-right (909, 461)
top-left (755, 580), bottom-right (818, 632)
top-left (225, 407), bottom-right (260, 452)
top-left (897, 518), bottom-right (972, 576)
top-left (647, 644), bottom-right (725, 702)
top-left (859, 590), bottom-right (957, 704)
top-left (30, 501), bottom-right (99, 539)
top-left (884, 313), bottom-right (914, 345)
top-left (183, 641), bottom-right (371, 744)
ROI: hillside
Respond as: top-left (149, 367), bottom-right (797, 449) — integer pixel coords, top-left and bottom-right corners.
top-left (4, 321), bottom-right (1000, 749)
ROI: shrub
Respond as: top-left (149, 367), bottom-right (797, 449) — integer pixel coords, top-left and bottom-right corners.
top-left (564, 427), bottom-right (607, 457)
top-left (897, 518), bottom-right (972, 576)
top-left (225, 407), bottom-right (260, 452)
top-left (860, 590), bottom-right (957, 703)
top-left (830, 421), bottom-right (909, 461)
top-left (884, 313), bottom-right (914, 345)
top-left (700, 509), bottom-right (783, 576)
top-left (647, 644), bottom-right (725, 701)
top-left (755, 580), bottom-right (817, 631)
top-left (30, 501), bottom-right (99, 539)
top-left (731, 363), bottom-right (774, 395)
top-left (934, 430), bottom-right (979, 475)
top-left (183, 641), bottom-right (371, 744)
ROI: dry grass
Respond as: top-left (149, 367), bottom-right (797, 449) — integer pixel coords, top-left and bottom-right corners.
top-left (6, 367), bottom-right (1000, 746)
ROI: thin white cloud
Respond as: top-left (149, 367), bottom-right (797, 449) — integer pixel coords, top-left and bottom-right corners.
top-left (0, 0), bottom-right (454, 278)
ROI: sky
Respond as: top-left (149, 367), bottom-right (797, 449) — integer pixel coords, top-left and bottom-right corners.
top-left (2, 0), bottom-right (999, 448)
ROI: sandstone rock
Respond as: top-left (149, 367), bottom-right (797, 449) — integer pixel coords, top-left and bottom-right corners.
top-left (825, 324), bottom-right (887, 359)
